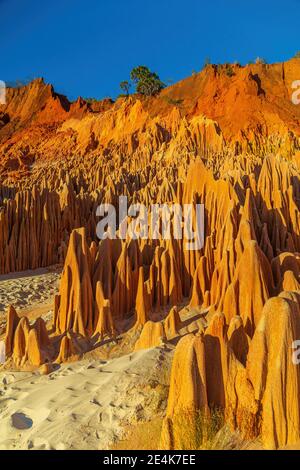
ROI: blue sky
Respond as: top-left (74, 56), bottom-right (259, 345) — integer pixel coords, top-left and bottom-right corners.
top-left (0, 0), bottom-right (299, 100)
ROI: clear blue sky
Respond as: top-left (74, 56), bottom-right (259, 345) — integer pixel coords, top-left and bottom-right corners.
top-left (0, 0), bottom-right (299, 101)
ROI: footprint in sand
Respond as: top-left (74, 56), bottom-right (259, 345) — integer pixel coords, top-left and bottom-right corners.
top-left (11, 412), bottom-right (33, 430)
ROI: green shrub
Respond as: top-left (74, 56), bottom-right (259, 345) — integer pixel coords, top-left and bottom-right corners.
top-left (120, 80), bottom-right (131, 95)
top-left (130, 66), bottom-right (165, 96)
top-left (171, 408), bottom-right (225, 450)
top-left (225, 65), bottom-right (235, 77)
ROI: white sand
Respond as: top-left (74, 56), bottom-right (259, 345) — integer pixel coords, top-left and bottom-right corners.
top-left (0, 347), bottom-right (171, 450)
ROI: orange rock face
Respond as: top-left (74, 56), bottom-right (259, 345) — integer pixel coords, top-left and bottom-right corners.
top-left (4, 308), bottom-right (51, 367)
top-left (2, 61), bottom-right (300, 449)
top-left (160, 334), bottom-right (208, 449)
top-left (134, 321), bottom-right (166, 351)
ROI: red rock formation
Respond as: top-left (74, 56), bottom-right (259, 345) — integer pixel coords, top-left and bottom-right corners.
top-left (160, 333), bottom-right (208, 449)
top-left (134, 321), bottom-right (166, 351)
top-left (164, 306), bottom-right (182, 339)
top-left (55, 333), bottom-right (79, 363)
top-left (4, 305), bottom-right (19, 356)
top-left (247, 295), bottom-right (300, 449)
top-left (134, 267), bottom-right (150, 327)
top-left (4, 307), bottom-right (51, 368)
top-left (55, 227), bottom-right (94, 336)
top-left (2, 61), bottom-right (300, 449)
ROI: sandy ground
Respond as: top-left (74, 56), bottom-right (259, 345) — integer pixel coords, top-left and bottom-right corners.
top-left (0, 347), bottom-right (171, 450)
top-left (0, 266), bottom-right (61, 335)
